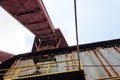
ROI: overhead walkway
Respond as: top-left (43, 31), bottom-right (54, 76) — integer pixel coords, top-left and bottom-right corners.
top-left (0, 0), bottom-right (68, 52)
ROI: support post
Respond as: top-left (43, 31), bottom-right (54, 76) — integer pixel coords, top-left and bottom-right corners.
top-left (74, 0), bottom-right (82, 70)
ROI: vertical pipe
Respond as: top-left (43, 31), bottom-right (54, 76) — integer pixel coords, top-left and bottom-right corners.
top-left (74, 0), bottom-right (81, 70)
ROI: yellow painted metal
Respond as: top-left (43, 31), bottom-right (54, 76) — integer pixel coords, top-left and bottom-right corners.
top-left (0, 59), bottom-right (78, 72)
top-left (11, 67), bottom-right (21, 79)
top-left (12, 69), bottom-right (79, 80)
top-left (4, 79), bottom-right (12, 80)
top-left (2, 59), bottom-right (82, 79)
top-left (46, 64), bottom-right (50, 74)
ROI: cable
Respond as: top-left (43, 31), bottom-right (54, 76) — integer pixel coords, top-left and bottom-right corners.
top-left (74, 0), bottom-right (81, 70)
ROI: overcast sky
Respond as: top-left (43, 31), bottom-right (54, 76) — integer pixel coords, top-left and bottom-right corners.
top-left (0, 0), bottom-right (120, 55)
top-left (0, 7), bottom-right (35, 55)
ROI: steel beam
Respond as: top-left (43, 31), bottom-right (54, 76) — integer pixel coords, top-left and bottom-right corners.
top-left (25, 20), bottom-right (47, 26)
top-left (36, 0), bottom-right (55, 33)
top-left (16, 10), bottom-right (41, 16)
top-left (14, 0), bottom-right (32, 16)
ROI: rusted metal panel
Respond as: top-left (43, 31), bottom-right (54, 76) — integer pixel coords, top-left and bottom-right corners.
top-left (36, 61), bottom-right (57, 74)
top-left (97, 76), bottom-right (120, 80)
top-left (79, 47), bottom-right (120, 80)
top-left (3, 46), bottom-right (120, 80)
top-left (0, 50), bottom-right (14, 62)
top-left (99, 48), bottom-right (120, 75)
top-left (79, 51), bottom-right (108, 80)
top-left (55, 54), bottom-right (67, 72)
top-left (55, 51), bottom-right (108, 80)
top-left (55, 53), bottom-right (79, 72)
top-left (54, 47), bottom-right (120, 80)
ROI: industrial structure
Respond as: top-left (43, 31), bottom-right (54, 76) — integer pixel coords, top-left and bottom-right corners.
top-left (0, 51), bottom-right (14, 62)
top-left (0, 0), bottom-right (120, 80)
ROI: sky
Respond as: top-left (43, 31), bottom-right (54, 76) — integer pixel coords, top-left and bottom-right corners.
top-left (0, 0), bottom-right (120, 55)
top-left (0, 7), bottom-right (35, 55)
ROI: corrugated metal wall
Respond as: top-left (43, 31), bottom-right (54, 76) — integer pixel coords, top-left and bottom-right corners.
top-left (3, 46), bottom-right (120, 80)
top-left (55, 53), bottom-right (79, 72)
top-left (55, 47), bottom-right (120, 80)
top-left (4, 59), bottom-right (36, 79)
top-left (36, 61), bottom-right (57, 74)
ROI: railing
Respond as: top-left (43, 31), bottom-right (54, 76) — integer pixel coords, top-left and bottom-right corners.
top-left (1, 59), bottom-right (83, 80)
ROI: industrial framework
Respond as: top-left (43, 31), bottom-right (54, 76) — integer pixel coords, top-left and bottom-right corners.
top-left (0, 0), bottom-right (120, 80)
top-left (1, 0), bottom-right (68, 49)
top-left (0, 0), bottom-right (68, 61)
top-left (1, 39), bottom-right (120, 80)
top-left (0, 0), bottom-right (85, 80)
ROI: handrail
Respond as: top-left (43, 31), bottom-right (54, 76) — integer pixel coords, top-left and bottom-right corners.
top-left (12, 69), bottom-right (79, 80)
top-left (1, 59), bottom-right (82, 79)
top-left (0, 59), bottom-right (78, 72)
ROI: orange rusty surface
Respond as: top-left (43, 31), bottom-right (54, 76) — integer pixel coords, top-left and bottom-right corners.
top-left (55, 46), bottom-right (120, 80)
top-left (0, 50), bottom-right (14, 62)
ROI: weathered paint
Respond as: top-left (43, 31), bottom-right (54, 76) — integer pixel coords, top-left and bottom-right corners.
top-left (55, 47), bottom-right (120, 80)
top-left (4, 59), bottom-right (36, 79)
top-left (0, 50), bottom-right (14, 62)
top-left (36, 61), bottom-right (57, 74)
top-left (3, 46), bottom-right (120, 80)
top-left (79, 47), bottom-right (120, 80)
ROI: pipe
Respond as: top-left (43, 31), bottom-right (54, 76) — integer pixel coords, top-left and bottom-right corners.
top-left (74, 0), bottom-right (81, 70)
